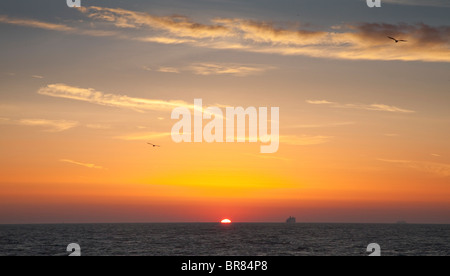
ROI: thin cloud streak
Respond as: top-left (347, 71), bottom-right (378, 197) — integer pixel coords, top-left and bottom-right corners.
top-left (306, 100), bottom-right (334, 105)
top-left (0, 15), bottom-right (75, 32)
top-left (307, 100), bottom-right (415, 113)
top-left (0, 118), bottom-right (79, 132)
top-left (144, 63), bottom-right (274, 76)
top-left (37, 84), bottom-right (226, 120)
top-left (60, 159), bottom-right (104, 169)
top-left (18, 119), bottom-right (79, 132)
top-left (37, 83), bottom-right (193, 112)
top-left (0, 15), bottom-right (118, 37)
top-left (135, 36), bottom-right (196, 44)
top-left (157, 67), bottom-right (180, 74)
top-left (189, 63), bottom-right (274, 77)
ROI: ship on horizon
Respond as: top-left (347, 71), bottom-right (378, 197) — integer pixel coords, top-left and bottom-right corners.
top-left (286, 216), bottom-right (296, 223)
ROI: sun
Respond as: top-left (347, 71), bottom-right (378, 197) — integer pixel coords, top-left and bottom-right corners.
top-left (221, 219), bottom-right (232, 224)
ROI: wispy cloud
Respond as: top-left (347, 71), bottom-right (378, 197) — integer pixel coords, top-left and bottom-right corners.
top-left (1, 118), bottom-right (79, 132)
top-left (157, 67), bottom-right (180, 74)
top-left (364, 104), bottom-right (415, 113)
top-left (18, 119), bottom-right (78, 132)
top-left (0, 15), bottom-right (118, 37)
top-left (2, 7), bottom-right (448, 62)
top-left (189, 63), bottom-right (273, 77)
top-left (0, 117), bottom-right (112, 132)
top-left (136, 36), bottom-right (196, 44)
top-left (377, 158), bottom-right (450, 177)
top-left (0, 15), bottom-right (75, 32)
top-left (80, 6), bottom-right (448, 62)
top-left (79, 6), bottom-right (232, 38)
top-left (31, 75), bottom-right (44, 79)
top-left (37, 84), bottom-right (225, 121)
top-left (37, 83), bottom-right (193, 112)
top-left (144, 63), bottom-right (273, 76)
top-left (377, 158), bottom-right (412, 164)
top-left (306, 100), bottom-right (334, 105)
top-left (60, 159), bottom-right (104, 169)
top-left (307, 100), bottom-right (415, 114)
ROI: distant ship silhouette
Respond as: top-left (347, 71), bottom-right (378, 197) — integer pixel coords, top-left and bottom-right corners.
top-left (286, 216), bottom-right (296, 223)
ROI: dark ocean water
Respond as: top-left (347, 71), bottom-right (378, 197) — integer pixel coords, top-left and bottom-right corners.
top-left (0, 223), bottom-right (449, 256)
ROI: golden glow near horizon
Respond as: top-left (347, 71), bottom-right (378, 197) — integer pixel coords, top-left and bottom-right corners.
top-left (0, 0), bottom-right (449, 224)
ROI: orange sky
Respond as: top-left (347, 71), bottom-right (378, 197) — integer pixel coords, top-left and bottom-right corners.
top-left (0, 0), bottom-right (449, 224)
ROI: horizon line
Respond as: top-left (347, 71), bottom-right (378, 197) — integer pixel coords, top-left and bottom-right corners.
top-left (1, 221), bottom-right (449, 226)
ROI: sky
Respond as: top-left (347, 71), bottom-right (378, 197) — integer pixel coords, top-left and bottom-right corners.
top-left (0, 0), bottom-right (449, 224)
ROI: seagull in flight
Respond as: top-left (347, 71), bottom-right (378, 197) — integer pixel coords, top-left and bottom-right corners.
top-left (147, 143), bottom-right (161, 148)
top-left (387, 36), bottom-right (407, 43)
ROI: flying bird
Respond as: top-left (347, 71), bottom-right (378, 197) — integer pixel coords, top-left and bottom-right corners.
top-left (147, 143), bottom-right (161, 148)
top-left (387, 36), bottom-right (407, 43)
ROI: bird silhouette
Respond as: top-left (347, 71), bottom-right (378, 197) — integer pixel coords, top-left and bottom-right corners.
top-left (147, 143), bottom-right (161, 148)
top-left (388, 36), bottom-right (407, 43)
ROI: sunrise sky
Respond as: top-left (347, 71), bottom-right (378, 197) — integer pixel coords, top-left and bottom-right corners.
top-left (0, 0), bottom-right (449, 224)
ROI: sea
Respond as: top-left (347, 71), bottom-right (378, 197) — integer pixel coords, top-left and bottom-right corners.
top-left (0, 223), bottom-right (449, 256)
